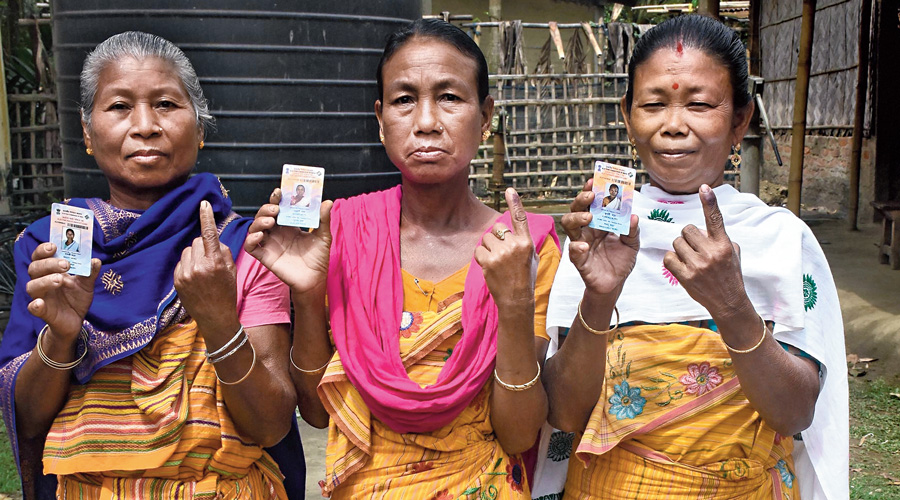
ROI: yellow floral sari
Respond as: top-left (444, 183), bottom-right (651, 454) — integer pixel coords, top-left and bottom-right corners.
top-left (318, 239), bottom-right (560, 499)
top-left (564, 323), bottom-right (798, 499)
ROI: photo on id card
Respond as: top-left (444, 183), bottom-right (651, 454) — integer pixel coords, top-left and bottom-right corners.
top-left (50, 203), bottom-right (93, 276)
top-left (277, 164), bottom-right (324, 229)
top-left (589, 160), bottom-right (635, 235)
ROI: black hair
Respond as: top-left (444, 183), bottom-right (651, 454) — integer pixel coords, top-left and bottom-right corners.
top-left (66, 228), bottom-right (75, 235)
top-left (609, 184), bottom-right (619, 191)
top-left (625, 15), bottom-right (751, 114)
top-left (376, 18), bottom-right (489, 104)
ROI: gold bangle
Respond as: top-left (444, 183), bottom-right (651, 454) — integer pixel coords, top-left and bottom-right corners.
top-left (493, 361), bottom-right (541, 392)
top-left (216, 342), bottom-right (257, 385)
top-left (577, 300), bottom-right (619, 335)
top-left (290, 346), bottom-right (330, 375)
top-left (36, 325), bottom-right (89, 370)
top-left (723, 316), bottom-right (768, 354)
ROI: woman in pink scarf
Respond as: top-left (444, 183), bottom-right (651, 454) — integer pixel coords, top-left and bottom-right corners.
top-left (244, 19), bottom-right (561, 499)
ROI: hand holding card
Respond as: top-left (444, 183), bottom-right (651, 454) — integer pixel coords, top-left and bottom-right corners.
top-left (562, 179), bottom-right (640, 297)
top-left (244, 188), bottom-right (333, 295)
top-left (25, 241), bottom-right (101, 342)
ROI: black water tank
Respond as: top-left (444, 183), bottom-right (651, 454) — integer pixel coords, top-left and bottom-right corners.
top-left (52, 1), bottom-right (419, 213)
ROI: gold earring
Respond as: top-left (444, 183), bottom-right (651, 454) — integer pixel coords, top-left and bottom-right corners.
top-left (86, 148), bottom-right (93, 156)
top-left (630, 138), bottom-right (637, 164)
top-left (379, 131), bottom-right (385, 143)
top-left (482, 130), bottom-right (491, 142)
top-left (730, 143), bottom-right (742, 168)
top-left (199, 140), bottom-right (204, 150)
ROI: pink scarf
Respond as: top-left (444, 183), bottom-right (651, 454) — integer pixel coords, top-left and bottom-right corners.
top-left (327, 186), bottom-right (558, 433)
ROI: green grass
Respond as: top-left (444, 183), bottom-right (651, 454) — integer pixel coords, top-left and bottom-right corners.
top-left (849, 377), bottom-right (900, 499)
top-left (0, 420), bottom-right (19, 494)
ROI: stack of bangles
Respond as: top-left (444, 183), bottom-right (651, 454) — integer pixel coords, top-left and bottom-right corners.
top-left (36, 325), bottom-right (90, 370)
top-left (206, 326), bottom-right (256, 385)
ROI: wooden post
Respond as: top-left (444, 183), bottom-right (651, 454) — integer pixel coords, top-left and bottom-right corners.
top-left (0, 23), bottom-right (12, 215)
top-left (489, 0), bottom-right (502, 71)
top-left (787, 0), bottom-right (816, 216)
top-left (492, 112), bottom-right (506, 211)
top-left (848, 0), bottom-right (872, 230)
top-left (748, 0), bottom-right (761, 76)
top-left (697, 0), bottom-right (720, 19)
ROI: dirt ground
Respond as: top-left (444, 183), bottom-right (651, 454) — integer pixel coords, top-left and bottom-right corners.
top-left (297, 218), bottom-right (900, 497)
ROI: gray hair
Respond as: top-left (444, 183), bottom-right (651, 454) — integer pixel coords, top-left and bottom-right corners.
top-left (80, 31), bottom-right (215, 136)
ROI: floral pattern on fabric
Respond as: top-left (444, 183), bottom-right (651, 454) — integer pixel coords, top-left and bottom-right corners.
top-left (506, 456), bottom-right (524, 493)
top-left (717, 459), bottom-right (750, 480)
top-left (448, 457), bottom-right (516, 499)
top-left (662, 263), bottom-right (679, 286)
top-left (775, 459), bottom-right (794, 489)
top-left (802, 274), bottom-right (818, 311)
top-left (648, 208), bottom-right (674, 223)
top-left (679, 362), bottom-right (723, 396)
top-left (430, 490), bottom-right (452, 500)
top-left (411, 461), bottom-right (434, 474)
top-left (608, 380), bottom-right (646, 420)
top-left (547, 431), bottom-right (574, 462)
top-left (399, 311), bottom-right (424, 338)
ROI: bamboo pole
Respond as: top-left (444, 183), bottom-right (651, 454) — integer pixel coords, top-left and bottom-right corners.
top-left (787, 0), bottom-right (816, 216)
top-left (0, 23), bottom-right (12, 214)
top-left (848, 0), bottom-right (872, 230)
top-left (748, 0), bottom-right (760, 75)
top-left (492, 111), bottom-right (507, 211)
top-left (489, 0), bottom-right (502, 71)
top-left (549, 22), bottom-right (565, 60)
top-left (698, 0), bottom-right (721, 19)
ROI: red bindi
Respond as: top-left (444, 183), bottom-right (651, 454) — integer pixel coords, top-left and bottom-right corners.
top-left (672, 82), bottom-right (679, 90)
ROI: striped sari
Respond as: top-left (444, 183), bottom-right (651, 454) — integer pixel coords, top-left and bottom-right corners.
top-left (317, 237), bottom-right (559, 499)
top-left (563, 323), bottom-right (798, 499)
top-left (42, 320), bottom-right (287, 500)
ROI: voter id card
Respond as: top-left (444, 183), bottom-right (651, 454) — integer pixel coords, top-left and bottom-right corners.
top-left (50, 203), bottom-right (94, 276)
top-left (277, 164), bottom-right (325, 229)
top-left (588, 161), bottom-right (636, 235)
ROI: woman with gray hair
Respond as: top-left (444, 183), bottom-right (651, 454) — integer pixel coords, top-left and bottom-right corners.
top-left (0, 32), bottom-right (303, 499)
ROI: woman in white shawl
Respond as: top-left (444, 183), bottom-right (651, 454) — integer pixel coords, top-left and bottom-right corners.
top-left (534, 14), bottom-right (847, 500)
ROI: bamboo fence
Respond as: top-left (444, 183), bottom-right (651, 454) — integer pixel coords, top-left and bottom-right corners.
top-left (7, 93), bottom-right (64, 211)
top-left (759, 0), bottom-right (874, 135)
top-left (470, 72), bottom-right (741, 203)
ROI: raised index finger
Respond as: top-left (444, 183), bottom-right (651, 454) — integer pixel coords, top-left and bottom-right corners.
top-left (199, 200), bottom-right (221, 256)
top-left (699, 184), bottom-right (728, 240)
top-left (505, 187), bottom-right (530, 236)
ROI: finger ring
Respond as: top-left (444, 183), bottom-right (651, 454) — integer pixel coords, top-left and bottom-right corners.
top-left (494, 228), bottom-right (511, 240)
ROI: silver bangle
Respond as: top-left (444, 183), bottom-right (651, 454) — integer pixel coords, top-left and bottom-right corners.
top-left (208, 332), bottom-right (249, 364)
top-left (216, 342), bottom-right (257, 386)
top-left (289, 346), bottom-right (330, 375)
top-left (206, 325), bottom-right (245, 360)
top-left (36, 324), bottom-right (89, 370)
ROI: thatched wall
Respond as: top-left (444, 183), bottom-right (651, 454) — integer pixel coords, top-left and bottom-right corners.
top-left (759, 0), bottom-right (873, 133)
